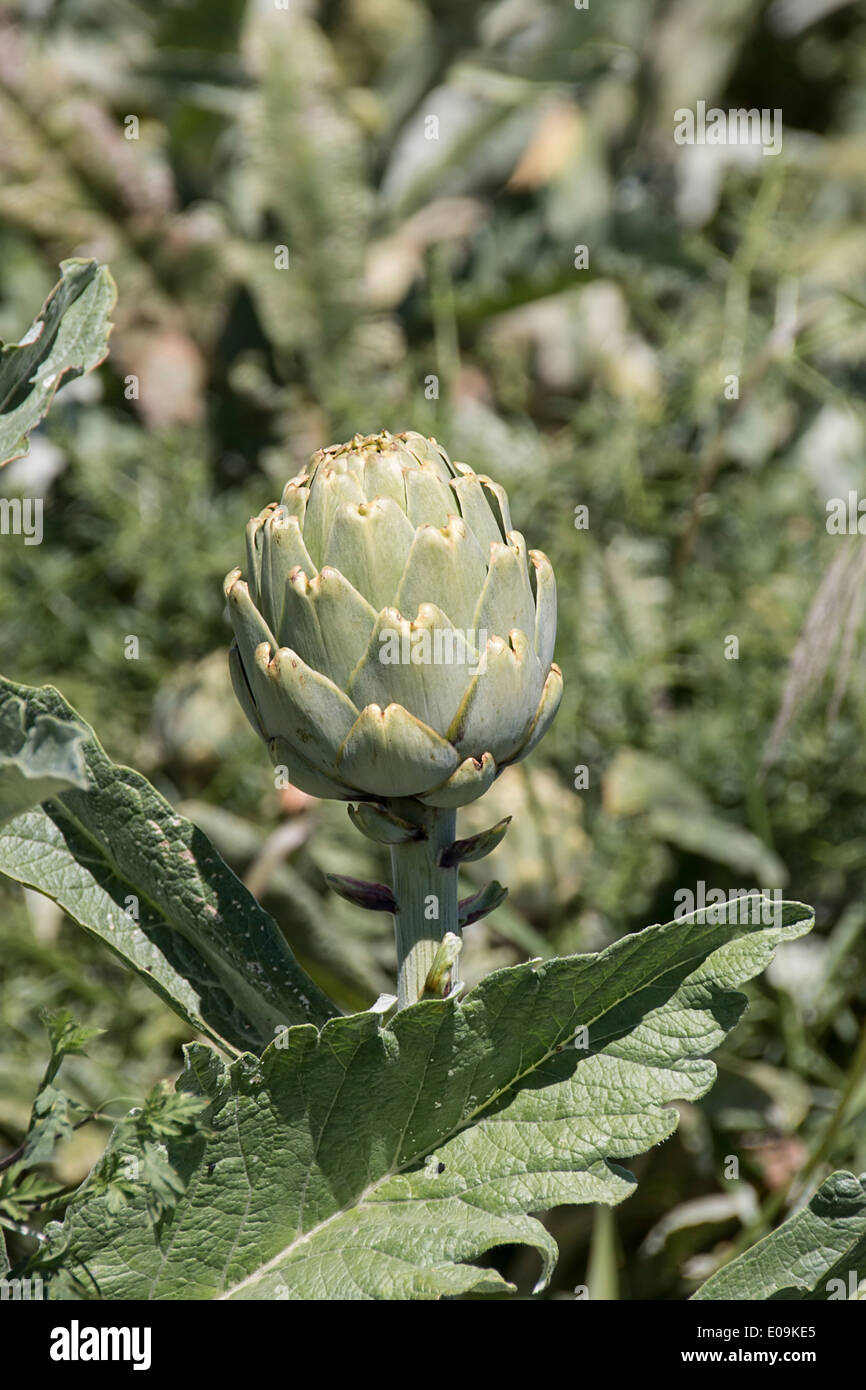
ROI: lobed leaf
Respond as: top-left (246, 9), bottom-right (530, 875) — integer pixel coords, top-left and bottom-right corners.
top-left (50, 899), bottom-right (813, 1299)
top-left (0, 260), bottom-right (115, 467)
top-left (0, 678), bottom-right (337, 1053)
top-left (0, 695), bottom-right (90, 826)
top-left (693, 1171), bottom-right (866, 1300)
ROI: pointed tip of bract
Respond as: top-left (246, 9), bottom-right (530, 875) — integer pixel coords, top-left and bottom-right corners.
top-left (419, 751), bottom-right (498, 808)
top-left (476, 474), bottom-right (512, 540)
top-left (508, 663), bottom-right (563, 766)
top-left (281, 472), bottom-right (309, 502)
top-left (223, 565), bottom-right (243, 598)
top-left (528, 548), bottom-right (557, 670)
top-left (397, 429), bottom-right (453, 471)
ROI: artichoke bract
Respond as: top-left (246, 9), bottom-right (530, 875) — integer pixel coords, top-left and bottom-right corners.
top-left (224, 429), bottom-right (561, 806)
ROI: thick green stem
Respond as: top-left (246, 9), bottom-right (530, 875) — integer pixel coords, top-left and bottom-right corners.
top-left (389, 801), bottom-right (458, 1010)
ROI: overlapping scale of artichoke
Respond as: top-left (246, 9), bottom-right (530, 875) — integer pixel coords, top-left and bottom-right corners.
top-left (224, 430), bottom-right (562, 808)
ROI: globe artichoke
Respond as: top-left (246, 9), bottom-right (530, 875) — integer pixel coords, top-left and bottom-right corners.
top-left (225, 429), bottom-right (561, 1008)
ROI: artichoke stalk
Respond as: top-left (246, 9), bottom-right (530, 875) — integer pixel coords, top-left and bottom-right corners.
top-left (225, 430), bottom-right (561, 1009)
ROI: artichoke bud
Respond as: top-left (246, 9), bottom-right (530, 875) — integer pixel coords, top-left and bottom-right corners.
top-left (225, 430), bottom-right (561, 808)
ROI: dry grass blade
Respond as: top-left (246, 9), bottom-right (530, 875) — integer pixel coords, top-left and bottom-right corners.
top-left (761, 538), bottom-right (866, 775)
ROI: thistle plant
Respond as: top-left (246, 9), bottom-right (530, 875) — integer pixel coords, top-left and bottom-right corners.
top-left (224, 429), bottom-right (562, 1008)
top-left (0, 274), bottom-right (840, 1304)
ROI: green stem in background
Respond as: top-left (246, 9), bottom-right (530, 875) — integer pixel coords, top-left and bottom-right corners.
top-left (388, 800), bottom-right (458, 1011)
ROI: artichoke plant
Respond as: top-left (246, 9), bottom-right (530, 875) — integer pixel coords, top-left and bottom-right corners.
top-left (225, 429), bottom-right (561, 1007)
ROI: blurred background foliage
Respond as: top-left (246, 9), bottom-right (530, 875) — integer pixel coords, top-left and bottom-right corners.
top-left (1, 0), bottom-right (866, 1298)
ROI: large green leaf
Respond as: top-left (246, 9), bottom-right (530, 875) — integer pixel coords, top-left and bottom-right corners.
top-left (694, 1171), bottom-right (866, 1300)
top-left (48, 899), bottom-right (813, 1299)
top-left (0, 679), bottom-right (337, 1052)
top-left (0, 260), bottom-right (115, 466)
top-left (0, 694), bottom-right (90, 825)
